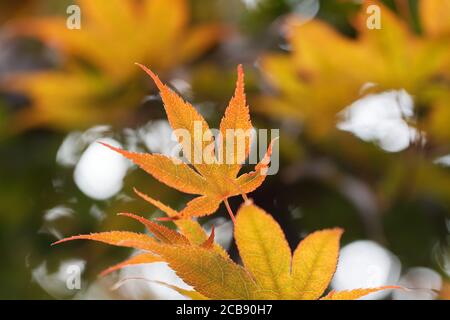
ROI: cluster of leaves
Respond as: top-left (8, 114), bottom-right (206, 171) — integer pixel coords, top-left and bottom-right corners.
top-left (54, 65), bottom-right (395, 300)
top-left (257, 0), bottom-right (450, 141)
top-left (55, 202), bottom-right (394, 300)
top-left (3, 0), bottom-right (221, 131)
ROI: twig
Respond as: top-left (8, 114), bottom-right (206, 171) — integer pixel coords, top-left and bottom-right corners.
top-left (224, 199), bottom-right (236, 224)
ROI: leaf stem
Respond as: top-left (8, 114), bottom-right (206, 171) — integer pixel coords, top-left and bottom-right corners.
top-left (224, 199), bottom-right (236, 224)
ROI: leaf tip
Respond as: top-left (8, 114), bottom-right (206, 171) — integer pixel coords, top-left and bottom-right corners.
top-left (318, 227), bottom-right (344, 241)
top-left (135, 62), bottom-right (164, 89)
top-left (97, 141), bottom-right (124, 155)
top-left (237, 63), bottom-right (244, 78)
top-left (132, 187), bottom-right (142, 197)
top-left (117, 212), bottom-right (134, 218)
top-left (98, 268), bottom-right (112, 278)
top-left (235, 64), bottom-right (245, 96)
top-left (51, 234), bottom-right (86, 246)
top-left (331, 227), bottom-right (344, 235)
top-left (201, 225), bottom-right (215, 249)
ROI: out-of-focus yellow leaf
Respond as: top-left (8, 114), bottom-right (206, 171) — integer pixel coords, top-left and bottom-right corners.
top-left (5, 0), bottom-right (222, 131)
top-left (427, 93), bottom-right (450, 143)
top-left (0, 1), bottom-right (36, 23)
top-left (258, 0), bottom-right (450, 141)
top-left (420, 0), bottom-right (450, 38)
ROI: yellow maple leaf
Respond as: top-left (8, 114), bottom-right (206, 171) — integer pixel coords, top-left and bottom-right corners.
top-left (101, 64), bottom-right (276, 221)
top-left (53, 202), bottom-right (398, 300)
top-left (4, 0), bottom-right (222, 131)
top-left (257, 0), bottom-right (450, 140)
top-left (234, 203), bottom-right (292, 298)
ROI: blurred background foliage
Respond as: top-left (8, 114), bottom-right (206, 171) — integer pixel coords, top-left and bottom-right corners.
top-left (0, 0), bottom-right (448, 299)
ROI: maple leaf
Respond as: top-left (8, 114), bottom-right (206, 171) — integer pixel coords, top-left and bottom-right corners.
top-left (53, 202), bottom-right (398, 300)
top-left (3, 0), bottom-right (222, 131)
top-left (53, 212), bottom-right (257, 300)
top-left (257, 0), bottom-right (450, 140)
top-left (100, 64), bottom-right (276, 221)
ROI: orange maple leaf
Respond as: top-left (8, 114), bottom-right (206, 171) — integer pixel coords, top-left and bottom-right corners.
top-left (101, 64), bottom-right (276, 222)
